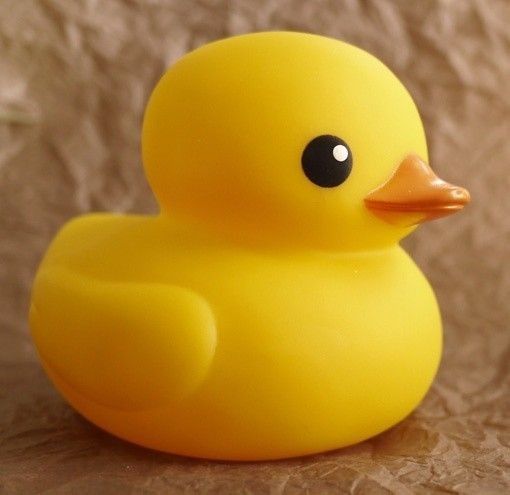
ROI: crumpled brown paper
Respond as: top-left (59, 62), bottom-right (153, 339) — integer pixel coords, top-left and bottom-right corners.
top-left (1, 0), bottom-right (509, 493)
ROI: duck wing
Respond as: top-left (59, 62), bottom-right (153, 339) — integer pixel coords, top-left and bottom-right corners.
top-left (30, 267), bottom-right (217, 411)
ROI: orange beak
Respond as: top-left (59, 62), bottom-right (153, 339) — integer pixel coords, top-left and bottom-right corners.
top-left (364, 154), bottom-right (470, 227)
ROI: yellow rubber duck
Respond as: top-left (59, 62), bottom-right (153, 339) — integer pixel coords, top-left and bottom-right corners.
top-left (30, 32), bottom-right (470, 461)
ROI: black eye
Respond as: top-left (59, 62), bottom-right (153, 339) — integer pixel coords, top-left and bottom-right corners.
top-left (301, 135), bottom-right (353, 188)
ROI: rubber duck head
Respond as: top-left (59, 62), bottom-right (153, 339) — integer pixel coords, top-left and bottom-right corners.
top-left (142, 32), bottom-right (469, 250)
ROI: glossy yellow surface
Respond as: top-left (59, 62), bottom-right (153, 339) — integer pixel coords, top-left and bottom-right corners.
top-left (30, 32), bottom-right (448, 460)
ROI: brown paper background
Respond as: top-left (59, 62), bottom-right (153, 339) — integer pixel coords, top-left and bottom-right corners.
top-left (1, 0), bottom-right (509, 493)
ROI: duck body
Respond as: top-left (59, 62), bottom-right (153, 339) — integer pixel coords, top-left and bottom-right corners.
top-left (31, 213), bottom-right (441, 460)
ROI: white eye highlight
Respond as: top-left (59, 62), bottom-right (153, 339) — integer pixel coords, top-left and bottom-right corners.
top-left (333, 144), bottom-right (349, 162)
